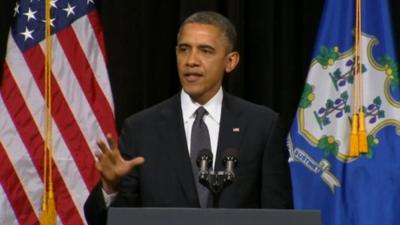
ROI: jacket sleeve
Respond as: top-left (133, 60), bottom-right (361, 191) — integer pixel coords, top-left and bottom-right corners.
top-left (84, 183), bottom-right (109, 225)
top-left (261, 115), bottom-right (293, 209)
top-left (83, 118), bottom-right (141, 225)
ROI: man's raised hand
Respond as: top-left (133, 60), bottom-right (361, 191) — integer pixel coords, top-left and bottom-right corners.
top-left (95, 134), bottom-right (145, 194)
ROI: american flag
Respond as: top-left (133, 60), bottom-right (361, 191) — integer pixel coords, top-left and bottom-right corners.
top-left (0, 0), bottom-right (117, 224)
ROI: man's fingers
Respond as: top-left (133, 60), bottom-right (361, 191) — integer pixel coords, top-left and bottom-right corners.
top-left (128, 156), bottom-right (145, 168)
top-left (95, 160), bottom-right (102, 171)
top-left (94, 150), bottom-right (104, 160)
top-left (97, 141), bottom-right (109, 153)
top-left (106, 134), bottom-right (117, 150)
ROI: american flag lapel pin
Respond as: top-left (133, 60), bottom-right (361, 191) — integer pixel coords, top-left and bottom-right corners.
top-left (232, 127), bottom-right (240, 132)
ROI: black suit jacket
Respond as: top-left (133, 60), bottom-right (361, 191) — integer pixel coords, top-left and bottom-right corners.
top-left (84, 92), bottom-right (293, 225)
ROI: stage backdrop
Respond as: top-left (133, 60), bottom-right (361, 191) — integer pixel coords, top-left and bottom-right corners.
top-left (1, 0), bottom-right (399, 133)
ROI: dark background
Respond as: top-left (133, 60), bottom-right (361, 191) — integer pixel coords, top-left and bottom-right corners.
top-left (1, 0), bottom-right (400, 133)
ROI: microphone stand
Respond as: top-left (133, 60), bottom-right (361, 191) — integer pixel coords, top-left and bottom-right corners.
top-left (199, 170), bottom-right (234, 208)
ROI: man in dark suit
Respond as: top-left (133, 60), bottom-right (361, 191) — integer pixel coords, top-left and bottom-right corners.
top-left (84, 11), bottom-right (292, 225)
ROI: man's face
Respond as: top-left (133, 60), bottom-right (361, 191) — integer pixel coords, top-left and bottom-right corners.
top-left (176, 23), bottom-right (239, 104)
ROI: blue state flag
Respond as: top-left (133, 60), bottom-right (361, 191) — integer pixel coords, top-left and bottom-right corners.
top-left (288, 0), bottom-right (400, 225)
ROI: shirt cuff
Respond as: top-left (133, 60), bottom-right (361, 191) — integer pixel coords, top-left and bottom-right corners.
top-left (101, 187), bottom-right (118, 207)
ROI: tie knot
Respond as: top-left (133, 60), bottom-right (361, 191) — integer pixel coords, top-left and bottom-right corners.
top-left (194, 107), bottom-right (208, 121)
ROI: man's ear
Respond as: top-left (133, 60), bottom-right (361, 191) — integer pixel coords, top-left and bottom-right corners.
top-left (225, 51), bottom-right (240, 73)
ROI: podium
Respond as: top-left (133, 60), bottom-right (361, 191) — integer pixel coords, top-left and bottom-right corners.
top-left (107, 207), bottom-right (321, 225)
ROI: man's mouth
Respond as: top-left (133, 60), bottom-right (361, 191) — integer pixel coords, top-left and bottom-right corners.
top-left (184, 73), bottom-right (203, 82)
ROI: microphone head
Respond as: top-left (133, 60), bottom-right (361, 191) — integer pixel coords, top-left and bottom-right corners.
top-left (196, 149), bottom-right (213, 168)
top-left (222, 148), bottom-right (238, 166)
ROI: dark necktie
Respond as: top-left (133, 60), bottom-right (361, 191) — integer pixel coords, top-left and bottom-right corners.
top-left (190, 107), bottom-right (211, 208)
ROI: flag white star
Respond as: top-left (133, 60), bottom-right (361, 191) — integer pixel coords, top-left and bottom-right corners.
top-left (50, 0), bottom-right (58, 8)
top-left (41, 18), bottom-right (56, 27)
top-left (63, 3), bottom-right (76, 17)
top-left (13, 3), bottom-right (20, 16)
top-left (87, 0), bottom-right (94, 4)
top-left (20, 27), bottom-right (34, 41)
top-left (24, 8), bottom-right (38, 22)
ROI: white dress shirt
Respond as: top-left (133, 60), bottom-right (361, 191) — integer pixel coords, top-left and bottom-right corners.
top-left (180, 87), bottom-right (223, 168)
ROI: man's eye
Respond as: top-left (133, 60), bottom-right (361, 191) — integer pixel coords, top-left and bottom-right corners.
top-left (178, 46), bottom-right (189, 53)
top-left (201, 48), bottom-right (214, 54)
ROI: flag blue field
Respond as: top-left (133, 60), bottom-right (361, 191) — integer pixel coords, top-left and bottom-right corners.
top-left (288, 0), bottom-right (400, 225)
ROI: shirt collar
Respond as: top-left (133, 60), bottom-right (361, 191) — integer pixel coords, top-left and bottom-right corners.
top-left (181, 87), bottom-right (223, 123)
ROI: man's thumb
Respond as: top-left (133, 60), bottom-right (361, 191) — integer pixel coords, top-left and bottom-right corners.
top-left (128, 156), bottom-right (145, 168)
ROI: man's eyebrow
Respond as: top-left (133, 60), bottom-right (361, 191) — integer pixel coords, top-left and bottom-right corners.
top-left (198, 44), bottom-right (215, 50)
top-left (176, 43), bottom-right (216, 52)
top-left (177, 43), bottom-right (190, 48)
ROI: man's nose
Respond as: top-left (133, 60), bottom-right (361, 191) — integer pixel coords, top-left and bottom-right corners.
top-left (185, 50), bottom-right (200, 67)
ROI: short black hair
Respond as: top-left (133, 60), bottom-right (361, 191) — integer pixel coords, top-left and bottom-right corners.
top-left (177, 11), bottom-right (237, 52)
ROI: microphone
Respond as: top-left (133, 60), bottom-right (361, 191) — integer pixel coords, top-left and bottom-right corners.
top-left (194, 148), bottom-right (237, 208)
top-left (222, 148), bottom-right (238, 183)
top-left (196, 149), bottom-right (213, 181)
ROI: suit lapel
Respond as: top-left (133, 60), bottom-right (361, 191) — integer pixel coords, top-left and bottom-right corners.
top-left (215, 93), bottom-right (245, 172)
top-left (159, 94), bottom-right (199, 205)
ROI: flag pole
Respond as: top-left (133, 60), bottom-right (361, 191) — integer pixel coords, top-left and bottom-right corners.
top-left (349, 0), bottom-right (365, 157)
top-left (357, 0), bottom-right (368, 154)
top-left (41, 0), bottom-right (56, 223)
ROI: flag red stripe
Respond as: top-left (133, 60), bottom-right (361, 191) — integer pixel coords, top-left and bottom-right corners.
top-left (2, 63), bottom-right (86, 225)
top-left (0, 142), bottom-right (40, 225)
top-left (22, 45), bottom-right (100, 189)
top-left (56, 26), bottom-right (117, 139)
top-left (87, 10), bottom-right (108, 64)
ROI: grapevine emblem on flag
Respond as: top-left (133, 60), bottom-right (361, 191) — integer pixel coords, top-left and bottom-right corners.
top-left (288, 33), bottom-right (400, 192)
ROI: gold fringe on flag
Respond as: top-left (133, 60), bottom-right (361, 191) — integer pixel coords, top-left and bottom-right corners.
top-left (358, 111), bottom-right (368, 153)
top-left (349, 114), bottom-right (359, 157)
top-left (41, 0), bottom-right (56, 224)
